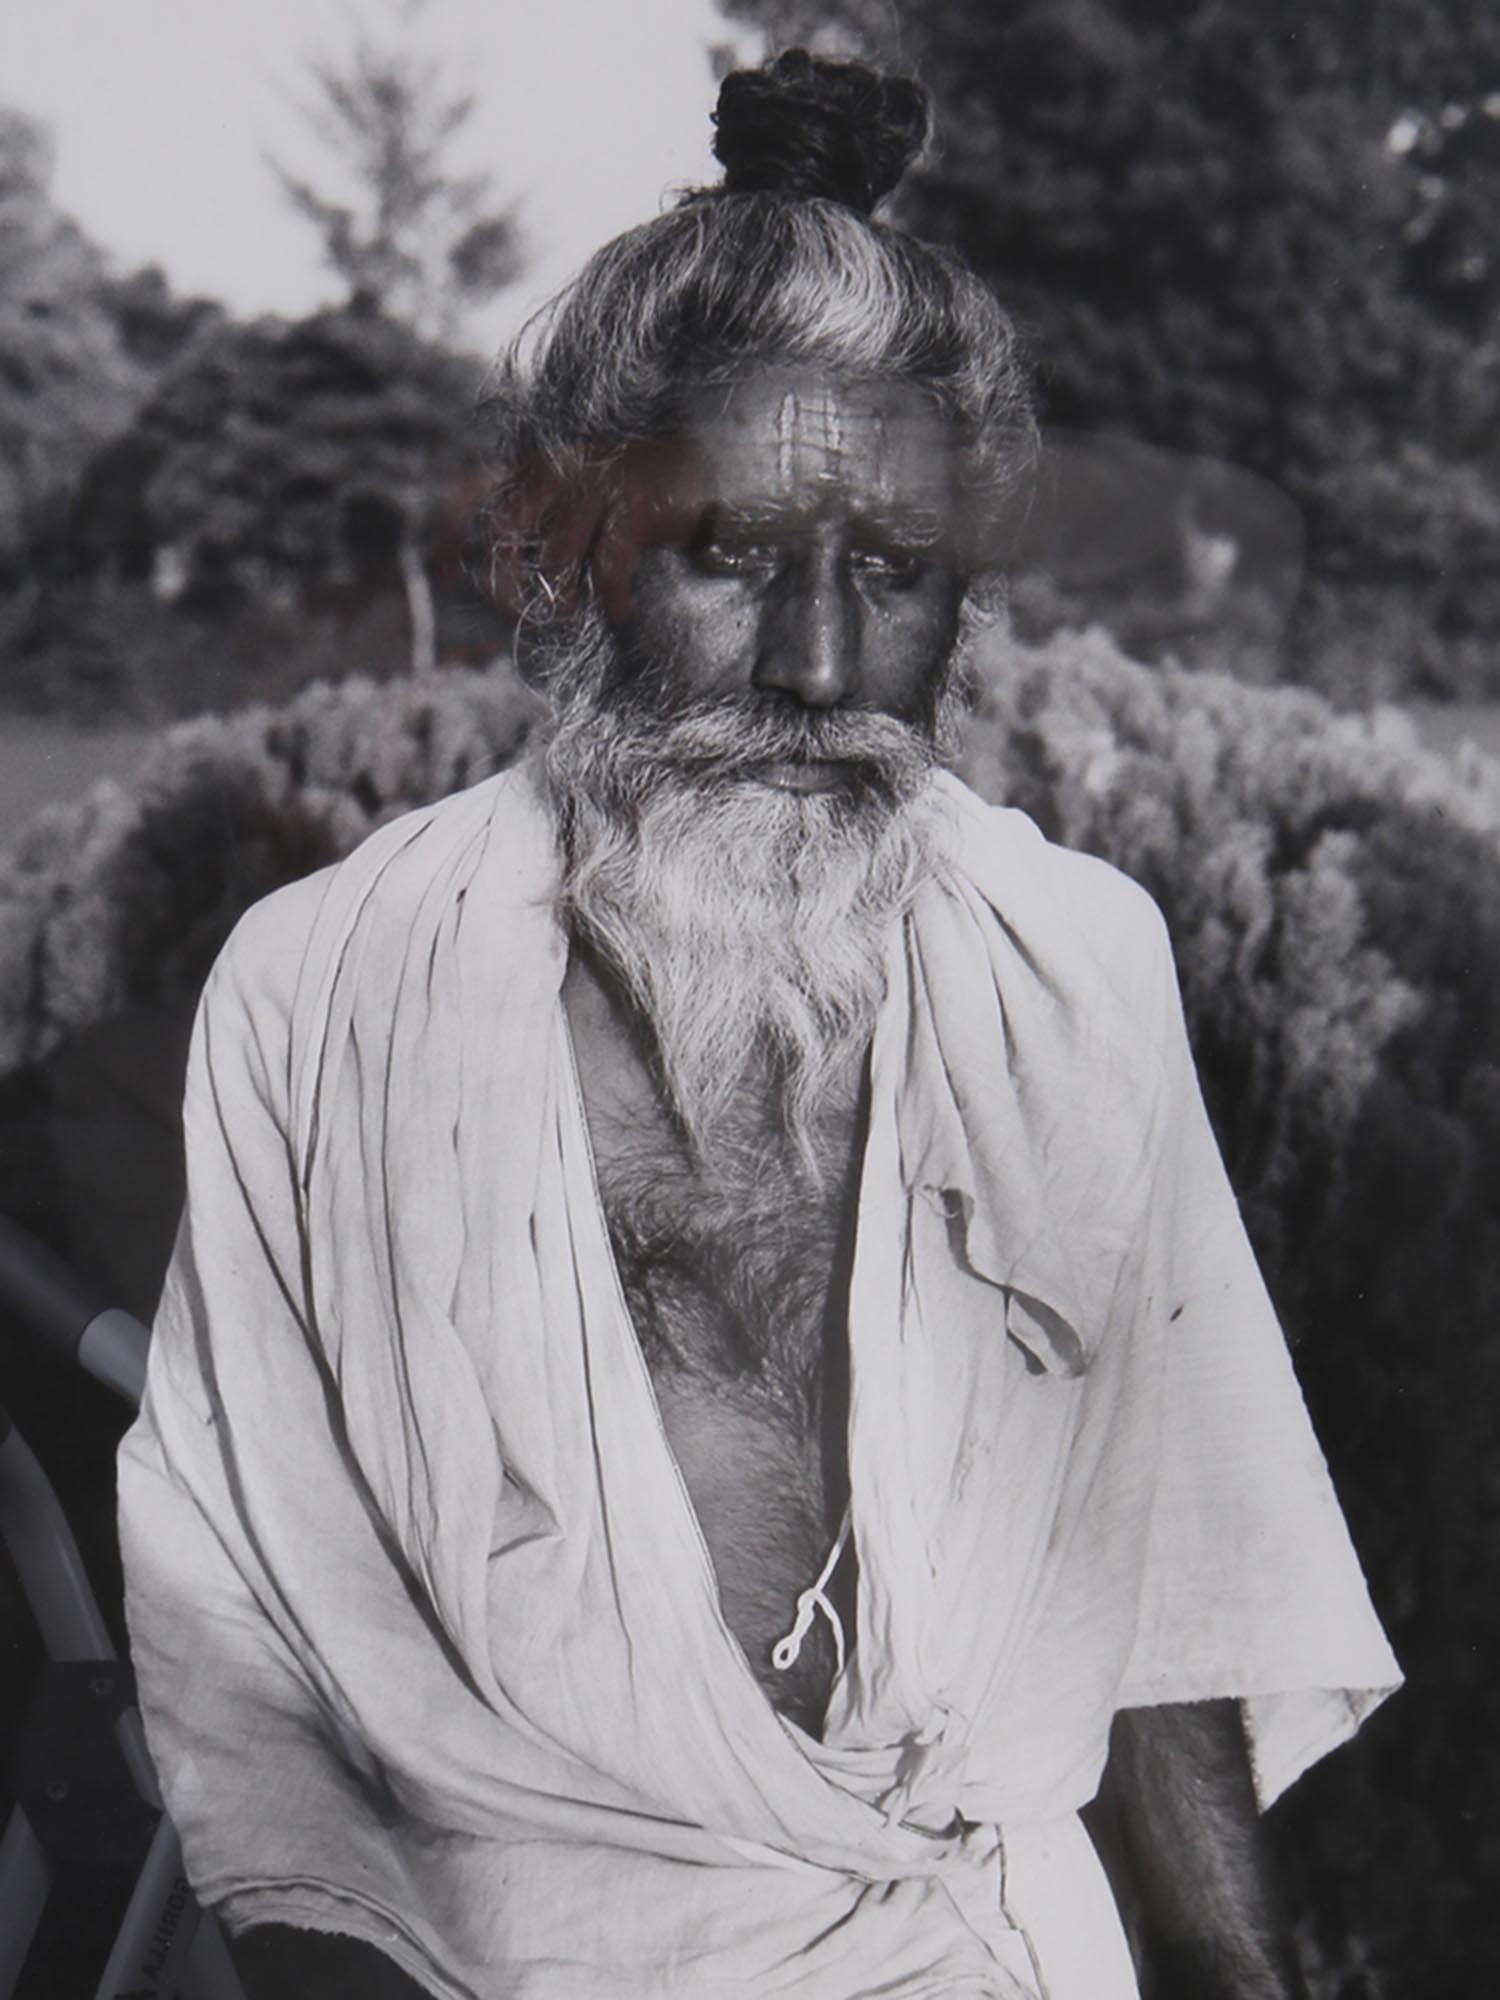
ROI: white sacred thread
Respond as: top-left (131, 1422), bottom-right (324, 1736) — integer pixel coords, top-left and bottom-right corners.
top-left (771, 1507), bottom-right (853, 1677)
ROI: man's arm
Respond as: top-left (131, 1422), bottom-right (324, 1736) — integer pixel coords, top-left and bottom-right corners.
top-left (1086, 1699), bottom-right (1309, 2000)
top-left (119, 897), bottom-right (446, 2000)
top-left (230, 1925), bottom-right (432, 1999)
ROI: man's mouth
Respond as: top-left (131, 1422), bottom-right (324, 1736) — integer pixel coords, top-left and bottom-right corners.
top-left (754, 758), bottom-right (859, 794)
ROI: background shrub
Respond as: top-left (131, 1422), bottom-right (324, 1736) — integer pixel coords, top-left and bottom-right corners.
top-left (957, 631), bottom-right (1500, 1989)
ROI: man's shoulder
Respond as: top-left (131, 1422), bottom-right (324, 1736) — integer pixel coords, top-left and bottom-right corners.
top-left (206, 865), bottom-right (334, 1033)
top-left (946, 780), bottom-right (1172, 969)
top-left (208, 768), bottom-right (527, 1025)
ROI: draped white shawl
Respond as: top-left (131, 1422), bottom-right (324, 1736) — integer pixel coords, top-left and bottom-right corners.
top-left (119, 764), bottom-right (1399, 1999)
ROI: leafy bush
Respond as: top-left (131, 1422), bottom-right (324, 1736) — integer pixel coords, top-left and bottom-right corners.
top-left (2, 633), bottom-right (1498, 1991)
top-left (0, 664), bottom-right (539, 1076)
top-left (959, 630), bottom-right (1500, 1994)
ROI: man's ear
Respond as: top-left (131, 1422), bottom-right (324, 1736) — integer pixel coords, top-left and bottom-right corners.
top-left (936, 578), bottom-right (1007, 728)
top-left (958, 571), bottom-right (1010, 631)
top-left (482, 448), bottom-right (611, 627)
top-left (484, 437), bottom-right (706, 650)
top-left (588, 438), bottom-right (706, 625)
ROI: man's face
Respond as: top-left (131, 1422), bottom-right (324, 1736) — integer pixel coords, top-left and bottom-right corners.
top-left (549, 368), bottom-right (965, 1160)
top-left (609, 367), bottom-right (968, 795)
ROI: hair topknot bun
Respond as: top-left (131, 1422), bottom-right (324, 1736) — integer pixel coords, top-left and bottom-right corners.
top-left (711, 49), bottom-right (930, 217)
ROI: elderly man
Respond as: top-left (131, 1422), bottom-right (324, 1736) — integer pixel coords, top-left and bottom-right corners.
top-left (119, 50), bottom-right (1398, 2000)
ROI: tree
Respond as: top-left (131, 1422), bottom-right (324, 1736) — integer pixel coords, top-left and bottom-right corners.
top-left (98, 263), bottom-right (221, 378)
top-left (69, 303), bottom-right (492, 676)
top-left (268, 0), bottom-right (523, 343)
top-left (721, 0), bottom-right (1500, 698)
top-left (0, 107), bottom-right (144, 567)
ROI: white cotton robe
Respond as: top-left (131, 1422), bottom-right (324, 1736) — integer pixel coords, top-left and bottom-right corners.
top-left (118, 765), bottom-right (1400, 2000)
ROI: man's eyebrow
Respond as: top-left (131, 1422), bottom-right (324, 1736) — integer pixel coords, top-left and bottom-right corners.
top-left (852, 504), bottom-right (950, 546)
top-left (698, 500), bottom-right (788, 533)
top-left (698, 500), bottom-right (953, 545)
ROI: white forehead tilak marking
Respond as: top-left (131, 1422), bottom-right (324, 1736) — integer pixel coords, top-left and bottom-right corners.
top-left (822, 388), bottom-right (844, 471)
top-left (776, 388), bottom-right (798, 488)
top-left (775, 385), bottom-right (847, 491)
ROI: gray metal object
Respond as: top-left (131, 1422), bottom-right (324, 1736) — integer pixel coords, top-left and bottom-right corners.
top-left (0, 1217), bottom-right (245, 2000)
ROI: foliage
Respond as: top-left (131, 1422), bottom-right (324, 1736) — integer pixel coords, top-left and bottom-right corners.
top-left (68, 305), bottom-right (484, 601)
top-left (269, 0), bottom-right (523, 341)
top-left (957, 632), bottom-right (1500, 1996)
top-left (0, 568), bottom-right (499, 723)
top-left (9, 302), bottom-right (508, 700)
top-left (0, 664), bottom-right (539, 1077)
top-left (722, 0), bottom-right (1500, 698)
top-left (96, 263), bottom-right (223, 378)
top-left (3, 631), bottom-right (1499, 1989)
top-left (0, 101), bottom-right (505, 714)
top-left (0, 107), bottom-right (146, 564)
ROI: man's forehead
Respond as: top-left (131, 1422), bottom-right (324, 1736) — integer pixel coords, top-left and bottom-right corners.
top-left (676, 366), bottom-right (961, 514)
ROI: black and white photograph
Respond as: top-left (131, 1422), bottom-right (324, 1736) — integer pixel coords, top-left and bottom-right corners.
top-left (1, 2), bottom-right (1495, 1995)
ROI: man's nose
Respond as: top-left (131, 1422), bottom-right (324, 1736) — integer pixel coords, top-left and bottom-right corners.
top-left (753, 546), bottom-right (858, 708)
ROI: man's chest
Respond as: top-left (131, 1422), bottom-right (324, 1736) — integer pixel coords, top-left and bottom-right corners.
top-left (563, 948), bottom-right (862, 1731)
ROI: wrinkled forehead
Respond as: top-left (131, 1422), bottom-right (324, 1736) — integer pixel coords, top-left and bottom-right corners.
top-left (675, 366), bottom-right (963, 520)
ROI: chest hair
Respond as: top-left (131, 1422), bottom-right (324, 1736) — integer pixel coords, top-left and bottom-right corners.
top-left (567, 948), bottom-right (865, 1728)
top-left (600, 1126), bottom-right (853, 1425)
top-left (598, 1126), bottom-right (861, 1731)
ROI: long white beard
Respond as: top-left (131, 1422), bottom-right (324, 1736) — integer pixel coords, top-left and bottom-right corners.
top-left (545, 638), bottom-right (958, 1173)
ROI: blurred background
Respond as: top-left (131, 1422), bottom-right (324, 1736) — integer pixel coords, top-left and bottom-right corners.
top-left (1, 0), bottom-right (1497, 1993)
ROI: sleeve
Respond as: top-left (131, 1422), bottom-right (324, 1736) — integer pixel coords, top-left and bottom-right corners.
top-left (1112, 919), bottom-right (1402, 1808)
top-left (116, 891), bottom-right (457, 1994)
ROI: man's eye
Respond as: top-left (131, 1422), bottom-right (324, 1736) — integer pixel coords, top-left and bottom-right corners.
top-left (853, 546), bottom-right (927, 588)
top-left (690, 539), bottom-right (775, 577)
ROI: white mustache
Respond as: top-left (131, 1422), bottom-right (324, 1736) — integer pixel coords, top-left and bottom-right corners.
top-left (579, 691), bottom-right (942, 803)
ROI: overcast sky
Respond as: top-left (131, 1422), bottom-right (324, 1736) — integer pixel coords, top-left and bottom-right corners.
top-left (1, 0), bottom-right (759, 351)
